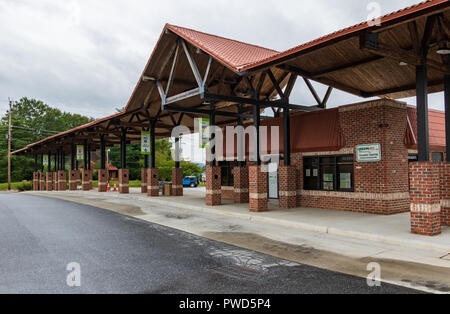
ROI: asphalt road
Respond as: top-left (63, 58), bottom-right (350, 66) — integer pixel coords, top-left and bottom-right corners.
top-left (0, 192), bottom-right (421, 294)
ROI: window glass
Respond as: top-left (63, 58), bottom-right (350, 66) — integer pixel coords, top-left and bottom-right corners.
top-left (432, 152), bottom-right (443, 162)
top-left (303, 155), bottom-right (353, 192)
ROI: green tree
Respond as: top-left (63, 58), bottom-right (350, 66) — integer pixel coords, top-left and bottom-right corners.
top-left (0, 98), bottom-right (94, 183)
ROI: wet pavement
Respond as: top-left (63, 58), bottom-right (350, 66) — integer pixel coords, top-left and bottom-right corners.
top-left (0, 193), bottom-right (422, 294)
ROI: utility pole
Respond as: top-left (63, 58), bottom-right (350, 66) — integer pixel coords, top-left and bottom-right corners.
top-left (7, 98), bottom-right (12, 191)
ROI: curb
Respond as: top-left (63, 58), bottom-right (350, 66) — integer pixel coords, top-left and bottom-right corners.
top-left (133, 195), bottom-right (450, 253)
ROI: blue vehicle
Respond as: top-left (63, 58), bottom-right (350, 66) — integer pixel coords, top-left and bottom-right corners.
top-left (183, 176), bottom-right (199, 187)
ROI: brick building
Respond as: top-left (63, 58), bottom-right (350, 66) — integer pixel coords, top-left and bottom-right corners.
top-left (219, 99), bottom-right (446, 216)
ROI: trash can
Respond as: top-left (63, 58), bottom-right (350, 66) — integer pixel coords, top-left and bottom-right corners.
top-left (163, 183), bottom-right (173, 196)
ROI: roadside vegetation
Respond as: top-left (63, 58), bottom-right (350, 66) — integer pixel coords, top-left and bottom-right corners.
top-left (0, 98), bottom-right (204, 185)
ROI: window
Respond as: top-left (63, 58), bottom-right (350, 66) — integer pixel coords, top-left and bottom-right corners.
top-left (432, 152), bottom-right (443, 162)
top-left (303, 155), bottom-right (354, 192)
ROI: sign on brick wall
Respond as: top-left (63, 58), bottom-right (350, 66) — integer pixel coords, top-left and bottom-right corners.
top-left (356, 144), bottom-right (381, 162)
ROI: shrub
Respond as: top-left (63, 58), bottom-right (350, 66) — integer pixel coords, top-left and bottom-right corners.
top-left (17, 181), bottom-right (32, 192)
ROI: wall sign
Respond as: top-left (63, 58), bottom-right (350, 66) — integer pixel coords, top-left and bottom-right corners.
top-left (76, 145), bottom-right (84, 161)
top-left (356, 144), bottom-right (381, 162)
top-left (141, 131), bottom-right (151, 155)
top-left (198, 118), bottom-right (210, 149)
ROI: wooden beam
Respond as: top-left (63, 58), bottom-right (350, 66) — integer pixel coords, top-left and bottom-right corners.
top-left (277, 64), bottom-right (369, 97)
top-left (267, 69), bottom-right (285, 98)
top-left (303, 78), bottom-right (322, 106)
top-left (181, 39), bottom-right (203, 88)
top-left (311, 56), bottom-right (384, 77)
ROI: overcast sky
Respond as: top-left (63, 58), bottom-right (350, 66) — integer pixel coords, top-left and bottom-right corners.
top-left (0, 0), bottom-right (445, 162)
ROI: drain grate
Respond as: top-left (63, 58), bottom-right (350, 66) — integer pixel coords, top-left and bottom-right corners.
top-left (211, 264), bottom-right (263, 279)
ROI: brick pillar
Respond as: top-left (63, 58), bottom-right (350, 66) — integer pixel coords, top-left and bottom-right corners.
top-left (69, 170), bottom-right (79, 191)
top-left (233, 166), bottom-right (249, 203)
top-left (98, 169), bottom-right (108, 192)
top-left (82, 170), bottom-right (90, 191)
top-left (33, 172), bottom-right (39, 191)
top-left (118, 169), bottom-right (129, 194)
top-left (409, 162), bottom-right (441, 236)
top-left (147, 168), bottom-right (159, 197)
top-left (279, 166), bottom-right (297, 208)
top-left (39, 172), bottom-right (45, 191)
top-left (88, 170), bottom-right (93, 190)
top-left (441, 162), bottom-right (450, 226)
top-left (141, 168), bottom-right (148, 193)
top-left (53, 172), bottom-right (59, 191)
top-left (172, 168), bottom-right (183, 196)
top-left (46, 172), bottom-right (53, 191)
top-left (206, 166), bottom-right (221, 206)
top-left (58, 170), bottom-right (66, 191)
top-left (249, 166), bottom-right (268, 212)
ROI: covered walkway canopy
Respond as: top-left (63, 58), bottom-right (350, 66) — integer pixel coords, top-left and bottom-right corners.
top-left (13, 0), bottom-right (450, 167)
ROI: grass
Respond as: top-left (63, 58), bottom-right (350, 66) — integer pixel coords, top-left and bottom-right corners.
top-left (0, 181), bottom-right (32, 191)
top-left (92, 180), bottom-right (142, 188)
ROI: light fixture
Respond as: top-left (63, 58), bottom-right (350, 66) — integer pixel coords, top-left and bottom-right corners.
top-left (436, 40), bottom-right (450, 55)
top-left (142, 75), bottom-right (156, 82)
top-left (399, 61), bottom-right (408, 66)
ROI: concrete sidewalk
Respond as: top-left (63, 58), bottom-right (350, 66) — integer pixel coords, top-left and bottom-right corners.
top-left (102, 188), bottom-right (450, 252)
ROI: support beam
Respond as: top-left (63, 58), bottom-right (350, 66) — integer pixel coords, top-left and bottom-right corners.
top-left (209, 103), bottom-right (216, 166)
top-left (416, 62), bottom-right (430, 162)
top-left (120, 129), bottom-right (127, 170)
top-left (87, 143), bottom-right (91, 170)
top-left (100, 134), bottom-right (106, 170)
top-left (175, 137), bottom-right (181, 169)
top-left (181, 40), bottom-right (203, 88)
top-left (283, 105), bottom-right (291, 166)
top-left (149, 121), bottom-right (156, 169)
top-left (71, 144), bottom-right (75, 170)
top-left (84, 140), bottom-right (88, 170)
top-left (445, 74), bottom-right (450, 162)
top-left (254, 103), bottom-right (261, 166)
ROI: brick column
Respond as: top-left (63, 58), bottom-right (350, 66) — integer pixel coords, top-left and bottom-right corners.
top-left (53, 172), bottom-right (59, 191)
top-left (147, 168), bottom-right (159, 197)
top-left (33, 172), bottom-right (39, 191)
top-left (69, 170), bottom-right (79, 191)
top-left (141, 168), bottom-right (148, 193)
top-left (279, 166), bottom-right (297, 208)
top-left (233, 166), bottom-right (249, 203)
top-left (206, 166), bottom-right (221, 206)
top-left (249, 166), bottom-right (268, 212)
top-left (118, 169), bottom-right (129, 194)
top-left (88, 170), bottom-right (93, 190)
top-left (39, 172), bottom-right (45, 191)
top-left (58, 170), bottom-right (66, 191)
top-left (82, 170), bottom-right (90, 191)
top-left (98, 169), bottom-right (108, 192)
top-left (409, 162), bottom-right (441, 236)
top-left (172, 168), bottom-right (183, 196)
top-left (441, 162), bottom-right (450, 227)
top-left (46, 172), bottom-right (53, 191)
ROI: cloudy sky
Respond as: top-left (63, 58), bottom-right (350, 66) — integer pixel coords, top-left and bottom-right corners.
top-left (0, 0), bottom-right (445, 161)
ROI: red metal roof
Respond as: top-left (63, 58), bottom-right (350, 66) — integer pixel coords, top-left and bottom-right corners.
top-left (240, 0), bottom-right (449, 71)
top-left (405, 106), bottom-right (446, 150)
top-left (11, 110), bottom-right (127, 154)
top-left (166, 24), bottom-right (279, 72)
